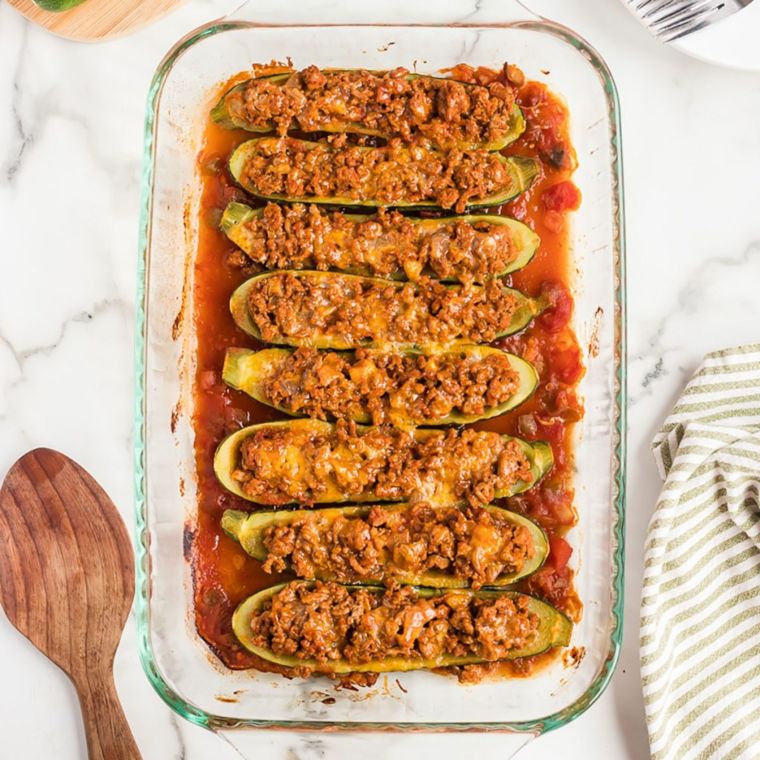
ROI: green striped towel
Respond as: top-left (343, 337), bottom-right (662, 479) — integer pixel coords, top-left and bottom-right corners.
top-left (641, 344), bottom-right (760, 760)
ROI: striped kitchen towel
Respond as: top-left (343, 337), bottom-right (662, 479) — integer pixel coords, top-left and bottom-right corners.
top-left (641, 344), bottom-right (760, 760)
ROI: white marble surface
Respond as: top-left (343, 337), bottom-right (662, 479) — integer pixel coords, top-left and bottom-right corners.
top-left (2, 0), bottom-right (760, 757)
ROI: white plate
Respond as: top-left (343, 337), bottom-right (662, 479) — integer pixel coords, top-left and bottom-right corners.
top-left (633, 1), bottom-right (760, 70)
top-left (673, 1), bottom-right (760, 70)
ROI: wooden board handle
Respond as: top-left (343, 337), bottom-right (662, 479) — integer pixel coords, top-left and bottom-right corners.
top-left (74, 669), bottom-right (142, 760)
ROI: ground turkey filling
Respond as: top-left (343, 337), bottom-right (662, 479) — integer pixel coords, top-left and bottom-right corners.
top-left (263, 347), bottom-right (522, 425)
top-left (231, 421), bottom-right (535, 506)
top-left (227, 66), bottom-right (517, 150)
top-left (248, 582), bottom-right (540, 666)
top-left (231, 203), bottom-right (519, 283)
top-left (239, 135), bottom-right (515, 213)
top-left (246, 273), bottom-right (524, 347)
top-left (261, 503), bottom-right (536, 589)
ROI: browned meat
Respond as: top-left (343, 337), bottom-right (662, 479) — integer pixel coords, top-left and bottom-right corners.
top-left (230, 420), bottom-right (535, 507)
top-left (261, 503), bottom-right (535, 589)
top-left (239, 136), bottom-right (514, 213)
top-left (248, 582), bottom-right (539, 668)
top-left (246, 273), bottom-right (522, 347)
top-left (263, 347), bottom-right (520, 424)
top-left (226, 66), bottom-right (517, 149)
top-left (231, 203), bottom-right (519, 283)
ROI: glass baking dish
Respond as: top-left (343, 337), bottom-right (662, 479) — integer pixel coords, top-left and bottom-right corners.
top-left (134, 0), bottom-right (626, 752)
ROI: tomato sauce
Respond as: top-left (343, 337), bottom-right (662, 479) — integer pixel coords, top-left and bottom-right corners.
top-left (190, 68), bottom-right (584, 674)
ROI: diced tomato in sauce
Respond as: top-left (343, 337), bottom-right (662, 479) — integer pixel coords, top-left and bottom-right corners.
top-left (526, 565), bottom-right (577, 617)
top-left (548, 535), bottom-right (573, 571)
top-left (542, 181), bottom-right (581, 213)
top-left (538, 280), bottom-right (574, 333)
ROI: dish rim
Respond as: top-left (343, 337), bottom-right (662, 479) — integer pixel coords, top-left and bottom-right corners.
top-left (133, 15), bottom-right (627, 736)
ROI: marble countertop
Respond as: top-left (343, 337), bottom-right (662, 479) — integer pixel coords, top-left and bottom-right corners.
top-left (2, 0), bottom-right (760, 757)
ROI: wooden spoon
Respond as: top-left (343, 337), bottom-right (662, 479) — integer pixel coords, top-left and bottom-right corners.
top-left (0, 449), bottom-right (141, 760)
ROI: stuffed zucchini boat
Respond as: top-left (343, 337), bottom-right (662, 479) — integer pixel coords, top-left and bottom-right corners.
top-left (213, 418), bottom-right (553, 506)
top-left (222, 346), bottom-right (539, 426)
top-left (220, 202), bottom-right (539, 283)
top-left (230, 271), bottom-right (545, 350)
top-left (228, 137), bottom-right (540, 213)
top-left (221, 502), bottom-right (548, 588)
top-left (211, 68), bottom-right (525, 151)
top-left (232, 581), bottom-right (572, 673)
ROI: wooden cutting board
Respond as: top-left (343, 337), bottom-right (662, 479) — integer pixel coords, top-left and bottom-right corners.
top-left (7, 0), bottom-right (186, 41)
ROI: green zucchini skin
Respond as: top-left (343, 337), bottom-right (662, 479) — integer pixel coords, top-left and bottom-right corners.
top-left (211, 71), bottom-right (525, 151)
top-left (232, 581), bottom-right (572, 673)
top-left (227, 137), bottom-right (539, 211)
top-left (229, 271), bottom-right (546, 350)
top-left (213, 418), bottom-right (554, 505)
top-left (32, 0), bottom-right (87, 9)
top-left (222, 346), bottom-right (539, 426)
top-left (219, 202), bottom-right (540, 283)
top-left (221, 503), bottom-right (548, 587)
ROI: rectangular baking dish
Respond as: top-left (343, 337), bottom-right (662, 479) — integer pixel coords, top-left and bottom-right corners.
top-left (134, 0), bottom-right (626, 745)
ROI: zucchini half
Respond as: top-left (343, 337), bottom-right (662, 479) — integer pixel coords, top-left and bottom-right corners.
top-left (222, 346), bottom-right (539, 426)
top-left (232, 582), bottom-right (572, 673)
top-left (211, 71), bottom-right (525, 151)
top-left (230, 271), bottom-right (545, 350)
top-left (213, 418), bottom-right (554, 505)
top-left (220, 202), bottom-right (540, 282)
top-left (221, 503), bottom-right (548, 587)
top-left (228, 137), bottom-right (540, 211)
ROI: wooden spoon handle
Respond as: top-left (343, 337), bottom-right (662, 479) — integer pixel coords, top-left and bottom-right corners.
top-left (74, 669), bottom-right (142, 760)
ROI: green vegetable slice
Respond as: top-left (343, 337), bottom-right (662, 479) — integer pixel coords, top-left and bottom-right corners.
top-left (32, 0), bottom-right (87, 9)
top-left (213, 418), bottom-right (554, 505)
top-left (230, 271), bottom-right (545, 350)
top-left (211, 71), bottom-right (525, 151)
top-left (228, 137), bottom-right (539, 211)
top-left (221, 503), bottom-right (548, 587)
top-left (220, 202), bottom-right (539, 282)
top-left (232, 582), bottom-right (572, 673)
top-left (222, 345), bottom-right (539, 425)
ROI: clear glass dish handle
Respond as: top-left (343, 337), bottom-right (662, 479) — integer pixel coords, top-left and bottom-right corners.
top-left (223, 0), bottom-right (542, 25)
top-left (218, 729), bottom-right (538, 759)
